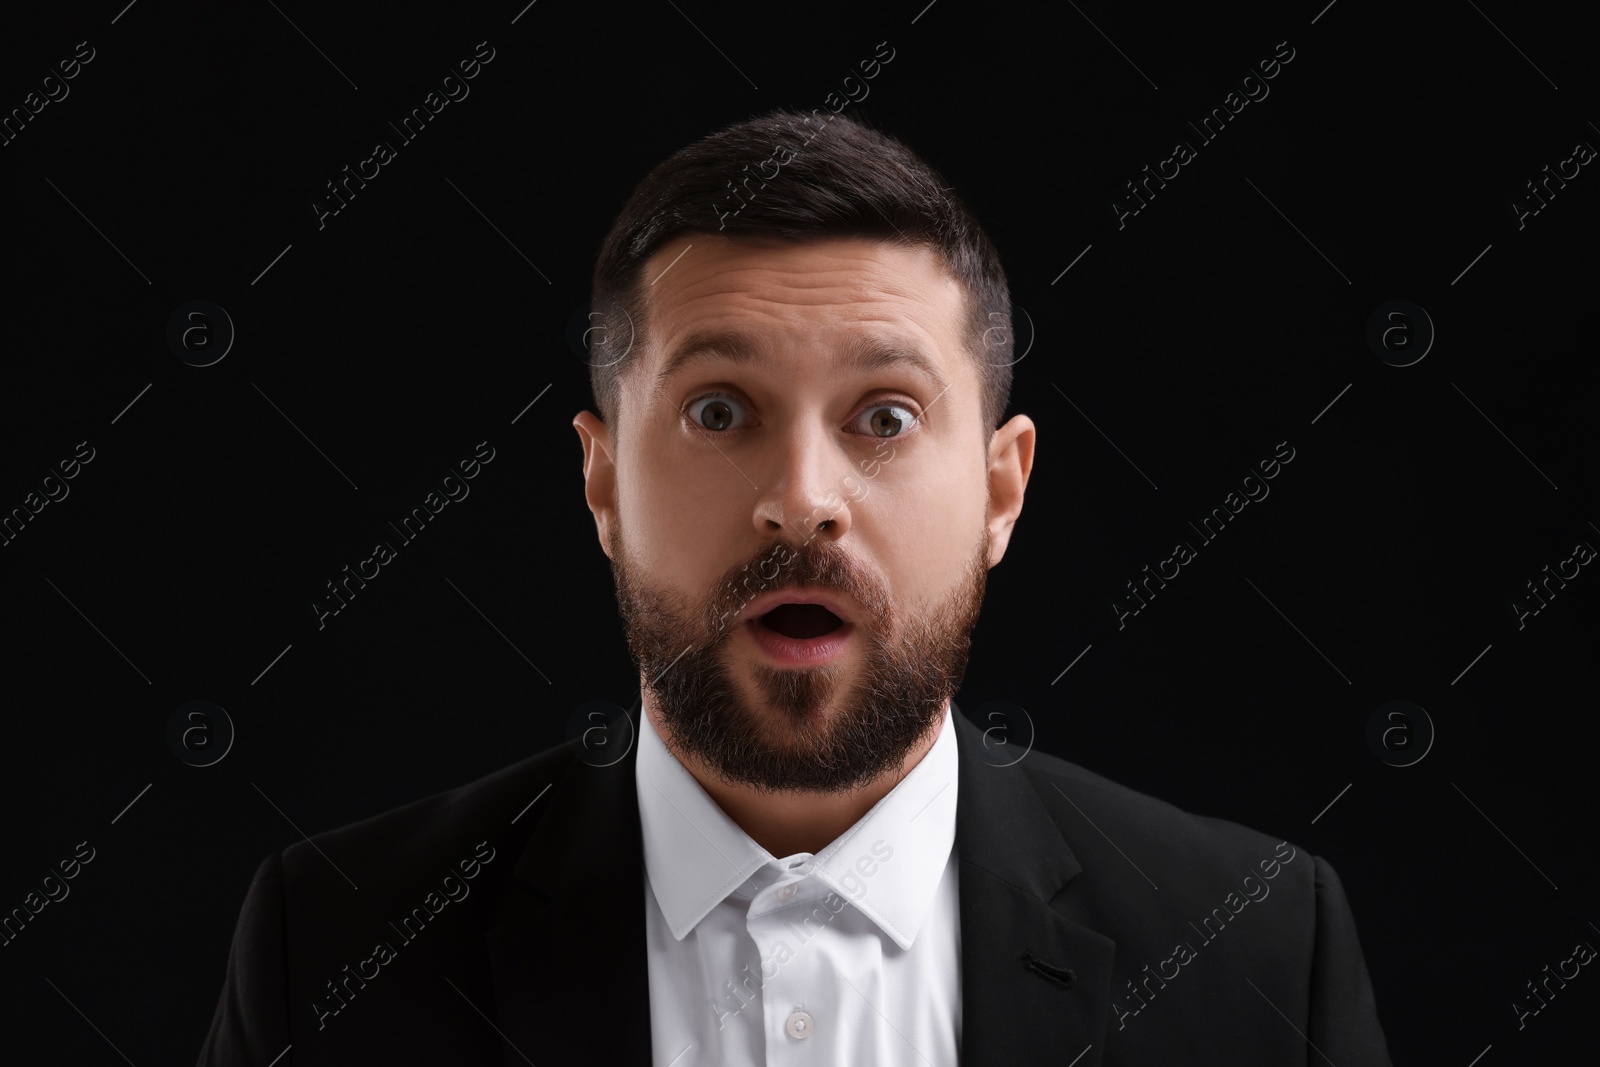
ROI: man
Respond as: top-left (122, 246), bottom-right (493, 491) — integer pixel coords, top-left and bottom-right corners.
top-left (199, 109), bottom-right (1393, 1065)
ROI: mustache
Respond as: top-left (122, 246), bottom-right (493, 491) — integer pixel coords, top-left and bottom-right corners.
top-left (705, 538), bottom-right (888, 642)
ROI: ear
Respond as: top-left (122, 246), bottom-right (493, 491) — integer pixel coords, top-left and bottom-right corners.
top-left (572, 411), bottom-right (618, 559)
top-left (984, 414), bottom-right (1035, 567)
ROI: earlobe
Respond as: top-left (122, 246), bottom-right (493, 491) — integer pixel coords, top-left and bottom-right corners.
top-left (985, 415), bottom-right (1036, 566)
top-left (572, 412), bottom-right (618, 558)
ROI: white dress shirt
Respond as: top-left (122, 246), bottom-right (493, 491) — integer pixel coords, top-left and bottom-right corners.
top-left (636, 695), bottom-right (962, 1066)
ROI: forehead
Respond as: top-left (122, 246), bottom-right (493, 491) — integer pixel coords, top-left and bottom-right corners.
top-left (637, 234), bottom-right (968, 378)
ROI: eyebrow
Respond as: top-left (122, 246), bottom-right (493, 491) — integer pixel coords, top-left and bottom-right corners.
top-left (653, 329), bottom-right (951, 395)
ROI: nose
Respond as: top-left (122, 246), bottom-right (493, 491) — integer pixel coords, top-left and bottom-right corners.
top-left (751, 417), bottom-right (854, 545)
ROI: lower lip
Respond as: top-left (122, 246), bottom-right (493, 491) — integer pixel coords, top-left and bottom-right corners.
top-left (743, 619), bottom-right (855, 665)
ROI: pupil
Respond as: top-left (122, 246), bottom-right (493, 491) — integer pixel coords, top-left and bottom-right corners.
top-left (703, 401), bottom-right (732, 430)
top-left (873, 409), bottom-right (902, 436)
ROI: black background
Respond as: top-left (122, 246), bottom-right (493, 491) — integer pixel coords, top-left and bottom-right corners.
top-left (2, 0), bottom-right (1596, 1062)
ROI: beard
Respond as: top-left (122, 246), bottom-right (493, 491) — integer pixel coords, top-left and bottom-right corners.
top-left (607, 516), bottom-right (990, 795)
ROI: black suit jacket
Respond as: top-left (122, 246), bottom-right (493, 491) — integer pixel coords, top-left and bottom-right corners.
top-left (199, 704), bottom-right (1393, 1065)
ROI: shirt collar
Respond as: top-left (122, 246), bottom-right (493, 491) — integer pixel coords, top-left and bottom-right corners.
top-left (636, 696), bottom-right (959, 951)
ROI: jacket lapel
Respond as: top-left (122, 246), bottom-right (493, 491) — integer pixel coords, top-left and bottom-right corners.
top-left (484, 723), bottom-right (654, 1067)
top-left (952, 704), bottom-right (1116, 1066)
top-left (482, 703), bottom-right (1117, 1067)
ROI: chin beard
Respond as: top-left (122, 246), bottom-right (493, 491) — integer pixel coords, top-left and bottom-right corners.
top-left (609, 525), bottom-right (989, 794)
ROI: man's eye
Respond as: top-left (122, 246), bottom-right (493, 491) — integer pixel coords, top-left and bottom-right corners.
top-left (854, 401), bottom-right (919, 438)
top-left (685, 393), bottom-right (749, 432)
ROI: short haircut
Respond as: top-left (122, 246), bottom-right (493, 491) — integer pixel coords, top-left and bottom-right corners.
top-left (587, 108), bottom-right (1014, 445)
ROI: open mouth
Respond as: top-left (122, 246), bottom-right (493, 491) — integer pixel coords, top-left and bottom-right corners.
top-left (754, 603), bottom-right (847, 640)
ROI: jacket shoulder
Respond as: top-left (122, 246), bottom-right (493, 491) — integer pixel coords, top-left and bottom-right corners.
top-left (1012, 746), bottom-right (1313, 922)
top-left (1006, 751), bottom-right (1392, 1060)
top-left (1020, 747), bottom-right (1295, 862)
top-left (279, 733), bottom-right (584, 886)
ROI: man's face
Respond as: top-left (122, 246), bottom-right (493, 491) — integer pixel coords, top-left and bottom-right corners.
top-left (574, 234), bottom-right (1033, 794)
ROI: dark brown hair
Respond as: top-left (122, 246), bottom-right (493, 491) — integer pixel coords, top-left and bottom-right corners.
top-left (587, 108), bottom-right (1014, 444)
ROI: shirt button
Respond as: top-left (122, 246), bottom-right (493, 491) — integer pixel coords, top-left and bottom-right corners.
top-left (777, 883), bottom-right (797, 902)
top-left (785, 1009), bottom-right (814, 1039)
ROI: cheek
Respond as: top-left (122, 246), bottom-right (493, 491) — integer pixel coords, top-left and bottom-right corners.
top-left (864, 472), bottom-right (984, 603)
top-left (621, 452), bottom-right (741, 584)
